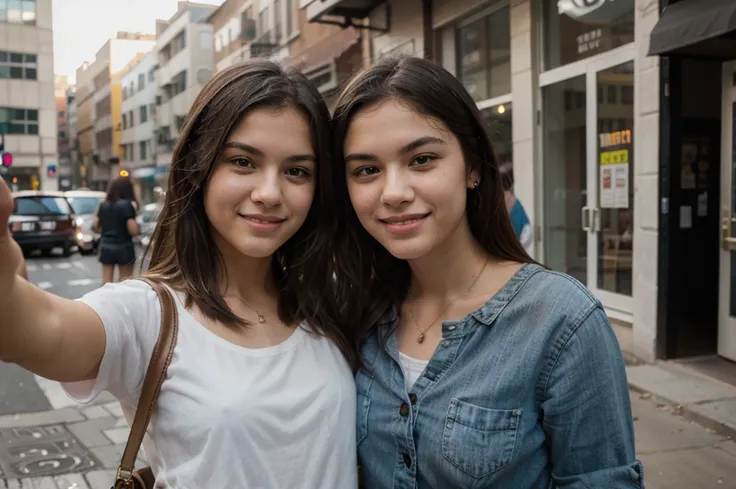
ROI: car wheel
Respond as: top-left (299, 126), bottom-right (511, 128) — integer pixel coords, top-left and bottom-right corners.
top-left (62, 242), bottom-right (72, 258)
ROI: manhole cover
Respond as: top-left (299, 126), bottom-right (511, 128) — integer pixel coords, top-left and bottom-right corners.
top-left (0, 425), bottom-right (99, 478)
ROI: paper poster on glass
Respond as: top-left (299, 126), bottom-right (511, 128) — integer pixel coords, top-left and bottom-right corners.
top-left (599, 130), bottom-right (631, 209)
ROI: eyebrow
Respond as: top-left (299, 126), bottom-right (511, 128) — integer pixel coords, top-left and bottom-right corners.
top-left (344, 135), bottom-right (446, 164)
top-left (222, 141), bottom-right (316, 163)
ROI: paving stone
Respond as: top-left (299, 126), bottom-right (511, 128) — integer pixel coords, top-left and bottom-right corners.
top-left (101, 403), bottom-right (122, 419)
top-left (20, 476), bottom-right (56, 488)
top-left (102, 428), bottom-right (129, 445)
top-left (79, 406), bottom-right (108, 421)
top-left (0, 409), bottom-right (84, 429)
top-left (66, 418), bottom-right (118, 448)
top-left (53, 472), bottom-right (90, 489)
top-left (638, 444), bottom-right (736, 489)
top-left (84, 469), bottom-right (115, 489)
top-left (42, 389), bottom-right (78, 411)
top-left (88, 444), bottom-right (125, 470)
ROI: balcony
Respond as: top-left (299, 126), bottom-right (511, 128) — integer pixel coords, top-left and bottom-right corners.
top-left (303, 0), bottom-right (388, 25)
top-left (249, 29), bottom-right (281, 58)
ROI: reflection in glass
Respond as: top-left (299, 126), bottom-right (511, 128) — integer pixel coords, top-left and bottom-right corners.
top-left (596, 61), bottom-right (634, 296)
top-left (543, 0), bottom-right (634, 71)
top-left (731, 103), bottom-right (736, 317)
top-left (456, 6), bottom-right (510, 102)
top-left (543, 76), bottom-right (587, 284)
top-left (480, 102), bottom-right (512, 168)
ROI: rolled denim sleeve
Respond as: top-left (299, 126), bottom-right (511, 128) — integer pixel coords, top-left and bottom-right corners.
top-left (540, 305), bottom-right (644, 488)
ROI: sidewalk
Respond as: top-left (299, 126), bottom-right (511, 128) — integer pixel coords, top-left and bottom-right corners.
top-left (627, 360), bottom-right (736, 440)
top-left (0, 376), bottom-right (132, 489)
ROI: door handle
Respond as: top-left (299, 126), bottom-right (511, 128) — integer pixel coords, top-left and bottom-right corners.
top-left (722, 212), bottom-right (736, 250)
top-left (581, 206), bottom-right (591, 232)
top-left (592, 207), bottom-right (601, 232)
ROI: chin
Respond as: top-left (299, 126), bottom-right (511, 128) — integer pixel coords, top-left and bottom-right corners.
top-left (378, 238), bottom-right (434, 261)
top-left (225, 238), bottom-right (285, 259)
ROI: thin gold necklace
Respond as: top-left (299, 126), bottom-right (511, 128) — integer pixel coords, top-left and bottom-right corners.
top-left (407, 257), bottom-right (489, 344)
top-left (229, 296), bottom-right (266, 324)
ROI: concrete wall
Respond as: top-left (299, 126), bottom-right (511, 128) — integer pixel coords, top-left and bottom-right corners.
top-left (121, 52), bottom-right (158, 167)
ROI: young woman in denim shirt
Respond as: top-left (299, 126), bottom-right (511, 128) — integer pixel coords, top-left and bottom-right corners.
top-left (331, 56), bottom-right (644, 489)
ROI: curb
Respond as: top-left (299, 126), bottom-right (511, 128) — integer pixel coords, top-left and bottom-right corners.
top-left (628, 382), bottom-right (736, 442)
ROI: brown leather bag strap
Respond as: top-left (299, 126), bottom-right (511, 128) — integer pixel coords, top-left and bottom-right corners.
top-left (116, 277), bottom-right (178, 481)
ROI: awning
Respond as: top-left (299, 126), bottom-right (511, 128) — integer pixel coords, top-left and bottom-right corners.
top-left (648, 0), bottom-right (736, 58)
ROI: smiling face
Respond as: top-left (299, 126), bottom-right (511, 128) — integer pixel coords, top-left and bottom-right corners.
top-left (204, 106), bottom-right (316, 260)
top-left (344, 98), bottom-right (479, 260)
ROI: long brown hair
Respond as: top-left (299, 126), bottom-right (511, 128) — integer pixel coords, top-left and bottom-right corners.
top-left (145, 60), bottom-right (354, 366)
top-left (331, 56), bottom-right (536, 346)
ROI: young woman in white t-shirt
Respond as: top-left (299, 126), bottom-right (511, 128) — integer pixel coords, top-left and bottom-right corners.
top-left (0, 60), bottom-right (358, 489)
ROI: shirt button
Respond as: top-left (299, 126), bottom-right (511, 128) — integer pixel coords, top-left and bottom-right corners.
top-left (409, 393), bottom-right (417, 405)
top-left (447, 325), bottom-right (456, 331)
top-left (402, 453), bottom-right (412, 468)
top-left (399, 403), bottom-right (409, 417)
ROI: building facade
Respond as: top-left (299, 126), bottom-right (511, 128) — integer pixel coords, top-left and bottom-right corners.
top-left (120, 51), bottom-right (159, 203)
top-left (0, 0), bottom-right (57, 191)
top-left (54, 74), bottom-right (71, 189)
top-left (64, 85), bottom-right (81, 189)
top-left (301, 0), bottom-right (736, 366)
top-left (154, 2), bottom-right (217, 176)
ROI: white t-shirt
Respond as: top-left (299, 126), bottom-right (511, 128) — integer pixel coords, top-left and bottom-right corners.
top-left (63, 279), bottom-right (357, 489)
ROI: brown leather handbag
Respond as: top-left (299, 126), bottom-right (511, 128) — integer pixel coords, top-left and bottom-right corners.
top-left (113, 278), bottom-right (178, 489)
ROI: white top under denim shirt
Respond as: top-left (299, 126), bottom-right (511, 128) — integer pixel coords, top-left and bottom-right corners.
top-left (356, 263), bottom-right (643, 489)
top-left (62, 279), bottom-right (358, 489)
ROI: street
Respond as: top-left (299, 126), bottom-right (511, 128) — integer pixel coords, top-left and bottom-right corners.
top-left (0, 251), bottom-right (735, 488)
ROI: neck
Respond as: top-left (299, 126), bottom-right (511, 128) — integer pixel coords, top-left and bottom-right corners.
top-left (214, 235), bottom-right (275, 302)
top-left (407, 217), bottom-right (489, 301)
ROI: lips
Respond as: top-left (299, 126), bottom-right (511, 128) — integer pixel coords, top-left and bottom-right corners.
top-left (378, 213), bottom-right (430, 235)
top-left (239, 213), bottom-right (287, 232)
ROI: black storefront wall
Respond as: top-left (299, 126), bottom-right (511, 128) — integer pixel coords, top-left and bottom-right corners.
top-left (652, 0), bottom-right (736, 359)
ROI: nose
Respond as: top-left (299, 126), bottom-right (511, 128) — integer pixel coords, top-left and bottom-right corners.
top-left (250, 171), bottom-right (282, 208)
top-left (380, 167), bottom-right (414, 207)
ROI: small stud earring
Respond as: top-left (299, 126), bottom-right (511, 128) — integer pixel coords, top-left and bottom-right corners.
top-left (473, 181), bottom-right (480, 188)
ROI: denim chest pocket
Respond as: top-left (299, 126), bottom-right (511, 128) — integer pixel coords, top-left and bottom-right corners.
top-left (442, 398), bottom-right (522, 479)
top-left (355, 369), bottom-right (373, 445)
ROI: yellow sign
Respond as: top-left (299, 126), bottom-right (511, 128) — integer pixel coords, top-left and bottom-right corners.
top-left (119, 170), bottom-right (129, 177)
top-left (600, 149), bottom-right (629, 165)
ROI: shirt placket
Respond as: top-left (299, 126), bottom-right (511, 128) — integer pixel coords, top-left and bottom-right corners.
top-left (384, 321), bottom-right (470, 489)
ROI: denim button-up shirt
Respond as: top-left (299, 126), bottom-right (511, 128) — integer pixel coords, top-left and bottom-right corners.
top-left (356, 263), bottom-right (644, 489)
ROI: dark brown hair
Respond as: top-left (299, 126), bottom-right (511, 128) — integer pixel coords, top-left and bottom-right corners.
top-left (145, 59), bottom-right (354, 367)
top-left (331, 56), bottom-right (536, 346)
top-left (105, 176), bottom-right (137, 204)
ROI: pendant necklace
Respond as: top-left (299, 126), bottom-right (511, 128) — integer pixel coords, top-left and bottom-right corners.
top-left (408, 258), bottom-right (489, 344)
top-left (230, 296), bottom-right (267, 323)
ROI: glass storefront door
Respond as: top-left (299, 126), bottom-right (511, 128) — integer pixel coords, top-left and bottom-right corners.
top-left (718, 61), bottom-right (736, 362)
top-left (542, 45), bottom-right (634, 313)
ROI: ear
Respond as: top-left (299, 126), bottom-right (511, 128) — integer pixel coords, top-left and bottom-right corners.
top-left (466, 169), bottom-right (481, 189)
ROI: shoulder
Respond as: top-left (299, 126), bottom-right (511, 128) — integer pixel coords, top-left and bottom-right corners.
top-left (77, 279), bottom-right (161, 326)
top-left (507, 265), bottom-right (604, 343)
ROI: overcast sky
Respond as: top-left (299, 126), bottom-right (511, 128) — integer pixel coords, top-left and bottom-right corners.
top-left (52, 0), bottom-right (225, 83)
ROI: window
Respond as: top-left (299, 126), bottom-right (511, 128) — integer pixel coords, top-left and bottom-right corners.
top-left (259, 7), bottom-right (269, 35)
top-left (122, 113), bottom-right (127, 129)
top-left (122, 86), bottom-right (127, 100)
top-left (129, 110), bottom-right (134, 127)
top-left (0, 51), bottom-right (37, 80)
top-left (148, 66), bottom-right (157, 82)
top-left (456, 6), bottom-right (510, 102)
top-left (2, 0), bottom-right (36, 25)
top-left (274, 0), bottom-right (282, 39)
top-left (0, 107), bottom-right (37, 135)
top-left (140, 105), bottom-right (148, 123)
top-left (543, 0), bottom-right (634, 70)
top-left (14, 196), bottom-right (71, 216)
top-left (140, 140), bottom-right (148, 160)
top-left (285, 0), bottom-right (298, 38)
top-left (138, 73), bottom-right (145, 90)
top-left (171, 70), bottom-right (187, 97)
